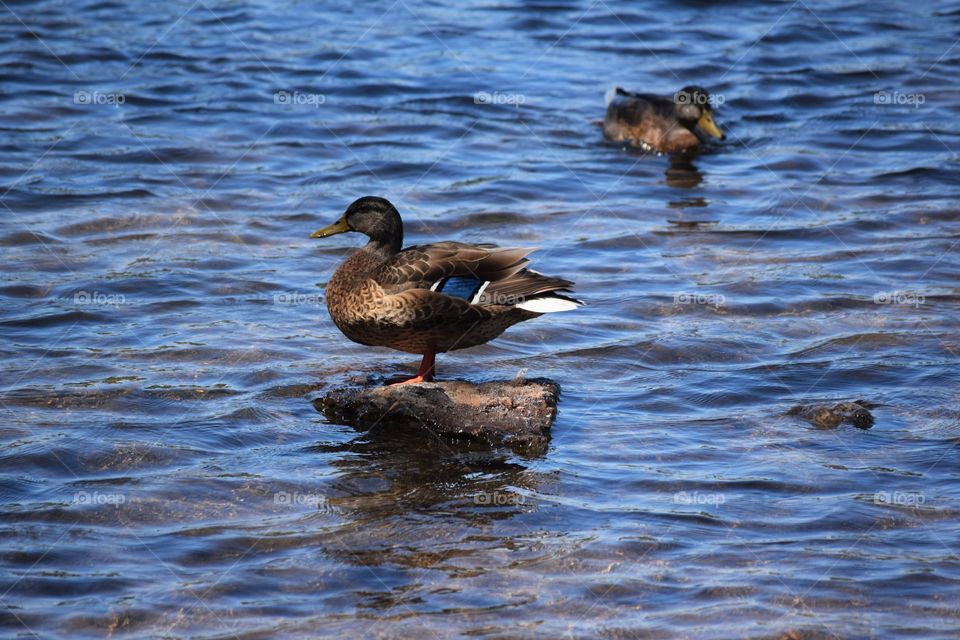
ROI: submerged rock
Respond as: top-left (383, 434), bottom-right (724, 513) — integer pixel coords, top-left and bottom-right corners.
top-left (788, 400), bottom-right (876, 429)
top-left (315, 378), bottom-right (560, 450)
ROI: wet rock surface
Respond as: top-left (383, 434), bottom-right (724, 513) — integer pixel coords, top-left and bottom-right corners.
top-left (788, 400), bottom-right (876, 429)
top-left (316, 378), bottom-right (560, 451)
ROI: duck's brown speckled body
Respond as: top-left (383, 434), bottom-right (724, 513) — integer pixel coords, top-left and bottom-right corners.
top-left (314, 196), bottom-right (583, 384)
top-left (325, 243), bottom-right (536, 354)
top-left (603, 86), bottom-right (725, 154)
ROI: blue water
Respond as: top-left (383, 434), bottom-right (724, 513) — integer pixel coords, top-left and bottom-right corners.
top-left (2, 1), bottom-right (960, 637)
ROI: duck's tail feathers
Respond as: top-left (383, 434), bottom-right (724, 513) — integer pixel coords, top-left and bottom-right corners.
top-left (477, 269), bottom-right (583, 313)
top-left (604, 86), bottom-right (623, 106)
top-left (515, 294), bottom-right (583, 313)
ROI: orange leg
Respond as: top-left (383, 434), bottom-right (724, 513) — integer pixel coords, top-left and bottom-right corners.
top-left (392, 350), bottom-right (436, 385)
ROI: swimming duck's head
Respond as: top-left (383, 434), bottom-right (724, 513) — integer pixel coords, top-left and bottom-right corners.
top-left (674, 86), bottom-right (725, 141)
top-left (311, 196), bottom-right (403, 250)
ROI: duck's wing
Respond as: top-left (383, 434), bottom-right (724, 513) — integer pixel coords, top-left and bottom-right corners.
top-left (611, 86), bottom-right (658, 101)
top-left (374, 241), bottom-right (533, 295)
top-left (376, 242), bottom-right (582, 313)
top-left (608, 88), bottom-right (674, 117)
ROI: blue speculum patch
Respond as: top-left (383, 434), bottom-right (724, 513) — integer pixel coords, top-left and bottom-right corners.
top-left (434, 276), bottom-right (486, 301)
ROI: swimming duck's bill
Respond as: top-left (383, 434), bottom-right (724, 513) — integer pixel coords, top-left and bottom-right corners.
top-left (697, 111), bottom-right (725, 139)
top-left (310, 216), bottom-right (351, 238)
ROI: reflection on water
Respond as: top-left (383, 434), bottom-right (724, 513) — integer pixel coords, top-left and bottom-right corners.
top-left (2, 0), bottom-right (960, 637)
top-left (322, 427), bottom-right (542, 528)
top-left (664, 156), bottom-right (704, 189)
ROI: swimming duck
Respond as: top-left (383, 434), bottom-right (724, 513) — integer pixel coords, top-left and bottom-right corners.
top-left (603, 86), bottom-right (725, 154)
top-left (312, 196), bottom-right (583, 384)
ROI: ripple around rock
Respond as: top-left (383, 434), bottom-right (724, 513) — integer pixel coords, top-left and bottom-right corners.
top-left (788, 400), bottom-right (877, 429)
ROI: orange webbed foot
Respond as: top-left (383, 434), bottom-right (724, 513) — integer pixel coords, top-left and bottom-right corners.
top-left (388, 351), bottom-right (435, 386)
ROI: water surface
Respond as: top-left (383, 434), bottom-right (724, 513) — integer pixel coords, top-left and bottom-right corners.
top-left (2, 1), bottom-right (960, 637)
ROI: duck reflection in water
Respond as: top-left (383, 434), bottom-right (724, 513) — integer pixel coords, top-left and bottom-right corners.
top-left (665, 154), bottom-right (704, 189)
top-left (309, 419), bottom-right (550, 527)
top-left (294, 422), bottom-right (555, 614)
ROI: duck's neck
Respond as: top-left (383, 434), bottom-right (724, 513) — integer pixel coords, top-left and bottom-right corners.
top-left (364, 235), bottom-right (401, 257)
top-left (335, 236), bottom-right (399, 283)
top-left (332, 213), bottom-right (402, 285)
top-left (363, 215), bottom-right (402, 256)
top-left (330, 245), bottom-right (383, 289)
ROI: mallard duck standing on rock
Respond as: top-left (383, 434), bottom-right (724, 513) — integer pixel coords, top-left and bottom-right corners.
top-left (312, 196), bottom-right (583, 384)
top-left (603, 86), bottom-right (725, 154)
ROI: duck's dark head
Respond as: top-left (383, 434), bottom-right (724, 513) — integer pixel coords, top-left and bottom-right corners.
top-left (674, 86), bottom-right (725, 141)
top-left (311, 196), bottom-right (403, 253)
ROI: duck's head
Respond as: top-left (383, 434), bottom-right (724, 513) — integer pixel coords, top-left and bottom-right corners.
top-left (674, 86), bottom-right (725, 141)
top-left (311, 196), bottom-right (403, 252)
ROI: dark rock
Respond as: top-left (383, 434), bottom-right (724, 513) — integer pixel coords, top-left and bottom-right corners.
top-left (788, 400), bottom-right (876, 429)
top-left (315, 378), bottom-right (560, 450)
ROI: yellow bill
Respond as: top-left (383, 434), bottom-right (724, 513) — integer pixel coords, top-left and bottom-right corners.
top-left (698, 112), bottom-right (725, 139)
top-left (310, 217), bottom-right (350, 238)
